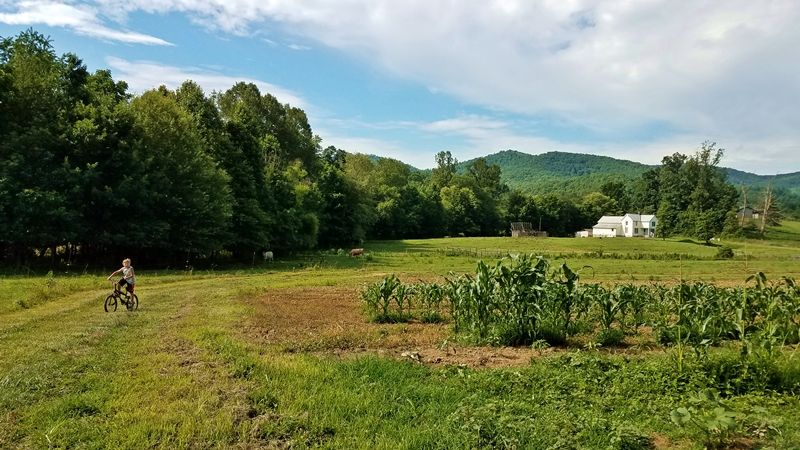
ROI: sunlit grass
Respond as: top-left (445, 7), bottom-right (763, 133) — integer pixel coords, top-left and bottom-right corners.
top-left (1, 224), bottom-right (800, 448)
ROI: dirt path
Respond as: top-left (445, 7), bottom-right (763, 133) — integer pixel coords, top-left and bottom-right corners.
top-left (240, 286), bottom-right (546, 368)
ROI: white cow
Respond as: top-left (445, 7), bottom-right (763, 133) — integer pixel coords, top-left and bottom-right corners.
top-left (263, 251), bottom-right (273, 261)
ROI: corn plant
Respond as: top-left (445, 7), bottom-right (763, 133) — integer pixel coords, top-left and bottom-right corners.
top-left (414, 282), bottom-right (447, 323)
top-left (361, 274), bottom-right (408, 323)
top-left (493, 255), bottom-right (550, 345)
top-left (593, 286), bottom-right (627, 346)
top-left (617, 284), bottom-right (650, 332)
top-left (447, 255), bottom-right (553, 345)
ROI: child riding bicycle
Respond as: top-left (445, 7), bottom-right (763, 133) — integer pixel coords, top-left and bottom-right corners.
top-left (107, 258), bottom-right (136, 297)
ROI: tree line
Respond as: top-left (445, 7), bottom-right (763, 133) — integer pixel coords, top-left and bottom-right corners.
top-left (0, 30), bottom-right (755, 266)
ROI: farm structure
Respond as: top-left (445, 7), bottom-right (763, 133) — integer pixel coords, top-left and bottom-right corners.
top-left (510, 222), bottom-right (548, 237)
top-left (737, 206), bottom-right (761, 220)
top-left (592, 214), bottom-right (657, 237)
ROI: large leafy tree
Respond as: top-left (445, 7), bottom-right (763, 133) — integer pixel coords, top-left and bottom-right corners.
top-left (580, 192), bottom-right (619, 225)
top-left (317, 147), bottom-right (372, 247)
top-left (0, 30), bottom-right (77, 259)
top-left (129, 89), bottom-right (232, 256)
top-left (63, 67), bottom-right (137, 258)
top-left (656, 153), bottom-right (692, 236)
top-left (599, 180), bottom-right (629, 213)
top-left (683, 142), bottom-right (737, 242)
top-left (431, 150), bottom-right (457, 190)
top-left (464, 157), bottom-right (507, 235)
top-left (653, 143), bottom-right (737, 240)
top-left (440, 185), bottom-right (480, 236)
top-left (630, 168), bottom-right (660, 214)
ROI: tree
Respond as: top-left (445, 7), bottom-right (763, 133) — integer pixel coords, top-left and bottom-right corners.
top-left (537, 194), bottom-right (582, 236)
top-left (431, 151), bottom-right (457, 190)
top-left (129, 89), bottom-right (232, 256)
top-left (599, 180), bottom-right (629, 213)
top-left (630, 168), bottom-right (661, 214)
top-left (462, 158), bottom-right (507, 235)
top-left (580, 192), bottom-right (619, 226)
top-left (758, 185), bottom-right (781, 234)
top-left (317, 146), bottom-right (372, 247)
top-left (656, 153), bottom-right (691, 236)
top-left (0, 30), bottom-right (77, 260)
top-left (440, 186), bottom-right (480, 235)
top-left (653, 143), bottom-right (737, 241)
top-left (684, 142), bottom-right (737, 242)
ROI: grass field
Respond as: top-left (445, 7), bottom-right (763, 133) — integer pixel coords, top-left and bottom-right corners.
top-left (2, 223), bottom-right (800, 448)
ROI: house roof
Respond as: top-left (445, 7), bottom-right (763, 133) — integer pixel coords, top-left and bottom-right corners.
top-left (624, 214), bottom-right (656, 222)
top-left (594, 214), bottom-right (657, 228)
top-left (597, 215), bottom-right (624, 223)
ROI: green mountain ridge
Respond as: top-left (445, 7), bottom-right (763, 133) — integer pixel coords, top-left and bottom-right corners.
top-left (457, 150), bottom-right (800, 197)
top-left (363, 149), bottom-right (799, 199)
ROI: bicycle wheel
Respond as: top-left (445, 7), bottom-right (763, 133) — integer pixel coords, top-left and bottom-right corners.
top-left (126, 294), bottom-right (139, 311)
top-left (104, 294), bottom-right (118, 312)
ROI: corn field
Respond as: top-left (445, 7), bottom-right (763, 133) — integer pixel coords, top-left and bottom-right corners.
top-left (361, 255), bottom-right (800, 352)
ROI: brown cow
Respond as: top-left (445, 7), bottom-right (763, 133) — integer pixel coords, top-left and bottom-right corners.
top-left (349, 248), bottom-right (364, 257)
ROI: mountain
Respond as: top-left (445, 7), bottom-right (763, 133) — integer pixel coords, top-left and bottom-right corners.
top-left (363, 153), bottom-right (421, 172)
top-left (457, 150), bottom-right (800, 198)
top-left (456, 150), bottom-right (651, 196)
top-left (724, 168), bottom-right (800, 196)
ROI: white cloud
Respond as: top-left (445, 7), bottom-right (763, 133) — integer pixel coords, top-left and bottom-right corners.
top-left (5, 1), bottom-right (800, 172)
top-left (0, 1), bottom-right (171, 45)
top-left (86, 0), bottom-right (800, 172)
top-left (105, 57), bottom-right (306, 107)
top-left (320, 113), bottom-right (796, 175)
top-left (421, 116), bottom-right (509, 134)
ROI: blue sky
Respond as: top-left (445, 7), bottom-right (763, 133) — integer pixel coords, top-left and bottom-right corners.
top-left (2, 1), bottom-right (799, 174)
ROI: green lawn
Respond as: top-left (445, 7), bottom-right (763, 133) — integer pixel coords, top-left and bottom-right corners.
top-left (2, 226), bottom-right (800, 448)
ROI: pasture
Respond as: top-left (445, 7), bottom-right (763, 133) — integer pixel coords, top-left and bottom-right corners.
top-left (2, 224), bottom-right (800, 449)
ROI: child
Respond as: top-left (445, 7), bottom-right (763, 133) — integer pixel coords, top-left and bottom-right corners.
top-left (108, 258), bottom-right (136, 296)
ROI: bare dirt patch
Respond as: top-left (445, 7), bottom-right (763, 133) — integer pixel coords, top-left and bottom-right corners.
top-left (238, 287), bottom-right (543, 368)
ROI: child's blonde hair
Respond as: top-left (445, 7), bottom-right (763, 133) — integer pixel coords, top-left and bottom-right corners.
top-left (123, 258), bottom-right (131, 265)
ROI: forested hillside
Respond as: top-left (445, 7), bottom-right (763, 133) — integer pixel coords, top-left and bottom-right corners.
top-left (725, 168), bottom-right (800, 193)
top-left (458, 150), bottom-right (800, 214)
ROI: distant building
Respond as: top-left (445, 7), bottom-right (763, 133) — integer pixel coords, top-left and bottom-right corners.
top-left (736, 207), bottom-right (761, 220)
top-left (510, 222), bottom-right (547, 237)
top-left (575, 229), bottom-right (592, 238)
top-left (592, 214), bottom-right (657, 237)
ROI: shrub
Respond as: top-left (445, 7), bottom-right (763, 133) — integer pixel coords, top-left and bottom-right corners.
top-left (715, 246), bottom-right (734, 259)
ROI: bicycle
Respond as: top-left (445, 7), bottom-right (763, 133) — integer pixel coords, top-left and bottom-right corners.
top-left (104, 281), bottom-right (139, 312)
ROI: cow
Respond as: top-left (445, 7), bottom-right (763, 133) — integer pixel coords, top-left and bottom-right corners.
top-left (263, 251), bottom-right (274, 262)
top-left (349, 248), bottom-right (364, 257)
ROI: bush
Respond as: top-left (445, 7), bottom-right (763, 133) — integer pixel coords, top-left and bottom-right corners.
top-left (597, 328), bottom-right (626, 347)
top-left (715, 246), bottom-right (734, 259)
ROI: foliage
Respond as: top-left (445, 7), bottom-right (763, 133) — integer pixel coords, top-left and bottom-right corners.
top-left (715, 246), bottom-right (734, 259)
top-left (669, 389), bottom-right (777, 449)
top-left (2, 29), bottom-right (799, 268)
top-left (360, 256), bottom-right (800, 355)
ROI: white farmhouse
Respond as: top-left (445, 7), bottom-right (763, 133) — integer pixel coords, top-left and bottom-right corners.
top-left (591, 214), bottom-right (657, 238)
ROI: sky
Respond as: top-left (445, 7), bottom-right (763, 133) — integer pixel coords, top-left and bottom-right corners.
top-left (2, 1), bottom-right (799, 174)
